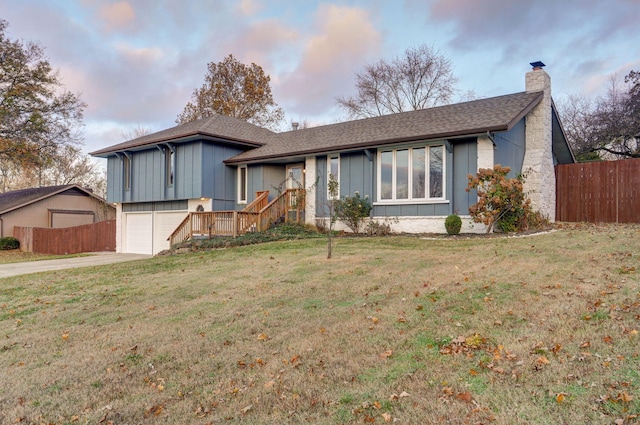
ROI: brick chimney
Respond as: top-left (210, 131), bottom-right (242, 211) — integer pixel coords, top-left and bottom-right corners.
top-left (522, 62), bottom-right (556, 221)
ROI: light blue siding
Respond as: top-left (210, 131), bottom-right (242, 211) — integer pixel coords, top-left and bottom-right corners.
top-left (106, 156), bottom-right (122, 202)
top-left (452, 139), bottom-right (478, 215)
top-left (340, 152), bottom-right (374, 198)
top-left (105, 140), bottom-right (249, 206)
top-left (373, 203), bottom-right (450, 216)
top-left (201, 143), bottom-right (246, 207)
top-left (494, 118), bottom-right (526, 177)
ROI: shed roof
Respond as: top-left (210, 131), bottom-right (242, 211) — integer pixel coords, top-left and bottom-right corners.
top-left (0, 185), bottom-right (108, 215)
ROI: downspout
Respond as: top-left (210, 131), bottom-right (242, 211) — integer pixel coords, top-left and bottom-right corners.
top-left (0, 215), bottom-right (3, 238)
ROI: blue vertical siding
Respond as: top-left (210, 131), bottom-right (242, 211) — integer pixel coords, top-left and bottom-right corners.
top-left (105, 140), bottom-right (247, 205)
top-left (340, 152), bottom-right (374, 198)
top-left (106, 156), bottom-right (122, 203)
top-left (452, 139), bottom-right (477, 215)
top-left (494, 118), bottom-right (526, 177)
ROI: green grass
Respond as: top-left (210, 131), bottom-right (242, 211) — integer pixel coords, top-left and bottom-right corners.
top-left (0, 223), bottom-right (639, 424)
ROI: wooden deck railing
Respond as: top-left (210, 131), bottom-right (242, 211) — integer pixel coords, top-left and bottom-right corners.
top-left (168, 189), bottom-right (304, 247)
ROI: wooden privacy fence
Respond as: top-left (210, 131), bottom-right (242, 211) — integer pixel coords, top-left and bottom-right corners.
top-left (556, 159), bottom-right (640, 223)
top-left (13, 220), bottom-right (116, 254)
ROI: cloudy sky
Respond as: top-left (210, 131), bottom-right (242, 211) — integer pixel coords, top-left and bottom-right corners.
top-left (2, 0), bottom-right (639, 157)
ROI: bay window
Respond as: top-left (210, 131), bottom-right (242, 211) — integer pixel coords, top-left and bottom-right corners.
top-left (377, 145), bottom-right (444, 202)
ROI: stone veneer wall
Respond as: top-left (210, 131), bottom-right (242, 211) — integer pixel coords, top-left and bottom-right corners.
top-left (522, 69), bottom-right (556, 221)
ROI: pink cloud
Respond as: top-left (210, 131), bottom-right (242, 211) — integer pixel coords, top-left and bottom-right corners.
top-left (277, 4), bottom-right (383, 116)
top-left (98, 1), bottom-right (136, 31)
top-left (236, 0), bottom-right (263, 16)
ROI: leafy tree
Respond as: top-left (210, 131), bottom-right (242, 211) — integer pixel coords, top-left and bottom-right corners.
top-left (0, 19), bottom-right (86, 169)
top-left (177, 54), bottom-right (284, 130)
top-left (336, 44), bottom-right (458, 119)
top-left (466, 165), bottom-right (532, 233)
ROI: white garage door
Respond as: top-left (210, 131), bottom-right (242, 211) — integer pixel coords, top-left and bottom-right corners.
top-left (124, 213), bottom-right (153, 255)
top-left (153, 211), bottom-right (187, 255)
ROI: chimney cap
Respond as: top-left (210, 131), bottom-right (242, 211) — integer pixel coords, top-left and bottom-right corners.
top-left (530, 61), bottom-right (546, 70)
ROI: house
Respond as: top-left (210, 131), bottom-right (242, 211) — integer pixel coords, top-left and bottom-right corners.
top-left (90, 65), bottom-right (574, 255)
top-left (0, 184), bottom-right (116, 238)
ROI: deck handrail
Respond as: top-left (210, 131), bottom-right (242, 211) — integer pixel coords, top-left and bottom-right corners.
top-left (168, 188), bottom-right (304, 247)
top-left (242, 190), bottom-right (269, 213)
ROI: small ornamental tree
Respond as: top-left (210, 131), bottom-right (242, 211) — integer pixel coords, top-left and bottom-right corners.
top-left (466, 165), bottom-right (531, 233)
top-left (326, 174), bottom-right (339, 259)
top-left (335, 191), bottom-right (372, 234)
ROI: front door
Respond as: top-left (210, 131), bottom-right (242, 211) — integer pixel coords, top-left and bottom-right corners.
top-left (285, 164), bottom-right (304, 219)
top-left (286, 164), bottom-right (304, 190)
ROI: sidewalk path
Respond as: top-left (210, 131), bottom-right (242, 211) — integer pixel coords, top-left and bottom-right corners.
top-left (0, 252), bottom-right (152, 278)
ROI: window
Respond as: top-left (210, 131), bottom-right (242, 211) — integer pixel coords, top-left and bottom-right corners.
top-left (164, 147), bottom-right (174, 186)
top-left (123, 155), bottom-right (131, 190)
top-left (238, 166), bottom-right (247, 203)
top-left (377, 145), bottom-right (444, 202)
top-left (327, 155), bottom-right (339, 199)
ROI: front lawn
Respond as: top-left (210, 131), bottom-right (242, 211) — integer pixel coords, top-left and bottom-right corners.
top-left (0, 224), bottom-right (638, 424)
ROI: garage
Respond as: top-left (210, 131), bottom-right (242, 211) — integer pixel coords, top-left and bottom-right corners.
top-left (123, 210), bottom-right (187, 255)
top-left (124, 212), bottom-right (153, 255)
top-left (153, 211), bottom-right (188, 254)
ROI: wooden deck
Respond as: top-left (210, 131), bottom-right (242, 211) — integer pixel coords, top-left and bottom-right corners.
top-left (168, 189), bottom-right (304, 247)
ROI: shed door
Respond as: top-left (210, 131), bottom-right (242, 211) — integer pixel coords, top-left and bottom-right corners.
top-left (153, 211), bottom-right (187, 255)
top-left (124, 213), bottom-right (153, 255)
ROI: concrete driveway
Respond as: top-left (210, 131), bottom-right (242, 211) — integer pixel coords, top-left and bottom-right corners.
top-left (0, 252), bottom-right (152, 278)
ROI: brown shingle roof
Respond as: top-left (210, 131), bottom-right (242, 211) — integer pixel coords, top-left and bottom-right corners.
top-left (0, 185), bottom-right (103, 214)
top-left (89, 91), bottom-right (543, 162)
top-left (90, 114), bottom-right (273, 157)
top-left (226, 91), bottom-right (543, 163)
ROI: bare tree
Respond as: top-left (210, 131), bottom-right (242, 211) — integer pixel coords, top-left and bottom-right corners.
top-left (337, 44), bottom-right (458, 119)
top-left (121, 124), bottom-right (152, 141)
top-left (558, 71), bottom-right (640, 161)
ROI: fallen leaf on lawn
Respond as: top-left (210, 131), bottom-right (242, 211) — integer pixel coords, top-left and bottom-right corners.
top-left (379, 350), bottom-right (393, 359)
top-left (456, 392), bottom-right (472, 403)
top-left (536, 356), bottom-right (550, 365)
top-left (617, 392), bottom-right (634, 403)
top-left (382, 412), bottom-right (392, 422)
top-left (62, 333), bottom-right (69, 341)
top-left (556, 393), bottom-right (567, 403)
top-left (399, 391), bottom-right (410, 398)
top-left (580, 341), bottom-right (591, 348)
top-left (240, 405), bottom-right (252, 414)
top-left (373, 401), bottom-right (381, 409)
top-left (264, 380), bottom-right (275, 389)
top-left (257, 333), bottom-right (269, 341)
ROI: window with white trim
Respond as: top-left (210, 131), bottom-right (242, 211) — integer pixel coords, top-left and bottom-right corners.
top-left (378, 145), bottom-right (444, 202)
top-left (238, 166), bottom-right (248, 203)
top-left (164, 147), bottom-right (174, 186)
top-left (123, 155), bottom-right (131, 190)
top-left (327, 155), bottom-right (339, 199)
